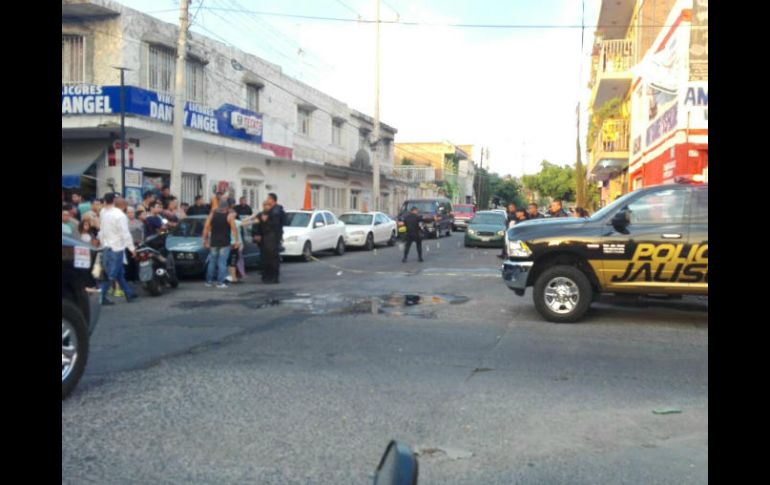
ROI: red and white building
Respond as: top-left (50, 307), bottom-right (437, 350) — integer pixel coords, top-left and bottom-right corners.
top-left (627, 0), bottom-right (708, 189)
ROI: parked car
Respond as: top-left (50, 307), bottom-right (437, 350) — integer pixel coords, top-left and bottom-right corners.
top-left (396, 198), bottom-right (453, 239)
top-left (165, 215), bottom-right (262, 276)
top-left (339, 211), bottom-right (397, 250)
top-left (282, 210), bottom-right (347, 261)
top-left (502, 181), bottom-right (708, 323)
top-left (62, 235), bottom-right (101, 399)
top-left (451, 204), bottom-right (475, 231)
top-left (464, 211), bottom-right (507, 247)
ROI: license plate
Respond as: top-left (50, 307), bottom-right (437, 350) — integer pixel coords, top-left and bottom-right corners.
top-left (139, 261), bottom-right (153, 281)
top-left (74, 246), bottom-right (90, 269)
top-left (480, 237), bottom-right (490, 242)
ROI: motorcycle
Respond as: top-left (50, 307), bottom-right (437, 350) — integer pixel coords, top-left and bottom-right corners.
top-left (135, 229), bottom-right (179, 296)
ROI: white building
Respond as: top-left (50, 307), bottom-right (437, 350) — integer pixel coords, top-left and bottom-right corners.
top-left (62, 0), bottom-right (413, 215)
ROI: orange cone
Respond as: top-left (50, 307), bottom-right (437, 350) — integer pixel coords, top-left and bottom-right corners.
top-left (302, 182), bottom-right (312, 210)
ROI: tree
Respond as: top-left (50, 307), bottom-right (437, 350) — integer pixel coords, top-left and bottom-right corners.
top-left (493, 177), bottom-right (525, 208)
top-left (400, 157), bottom-right (413, 166)
top-left (521, 161), bottom-right (575, 202)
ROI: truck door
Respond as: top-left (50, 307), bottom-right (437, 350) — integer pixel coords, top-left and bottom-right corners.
top-left (600, 186), bottom-right (693, 293)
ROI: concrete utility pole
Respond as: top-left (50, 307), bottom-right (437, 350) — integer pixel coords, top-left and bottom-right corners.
top-left (170, 0), bottom-right (190, 199)
top-left (371, 0), bottom-right (381, 211)
top-left (575, 102), bottom-right (587, 208)
top-left (476, 147), bottom-right (484, 207)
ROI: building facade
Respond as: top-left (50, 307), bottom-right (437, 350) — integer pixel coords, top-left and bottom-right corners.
top-left (62, 0), bottom-right (407, 214)
top-left (393, 142), bottom-right (476, 205)
top-left (587, 0), bottom-right (707, 204)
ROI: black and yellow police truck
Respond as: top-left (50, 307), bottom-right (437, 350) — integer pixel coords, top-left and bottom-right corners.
top-left (502, 180), bottom-right (707, 322)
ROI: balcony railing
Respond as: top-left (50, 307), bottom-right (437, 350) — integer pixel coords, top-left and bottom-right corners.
top-left (392, 165), bottom-right (436, 183)
top-left (598, 39), bottom-right (635, 76)
top-left (594, 119), bottom-right (630, 155)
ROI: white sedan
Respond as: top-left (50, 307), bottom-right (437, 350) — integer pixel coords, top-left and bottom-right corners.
top-left (281, 210), bottom-right (347, 261)
top-left (339, 211), bottom-right (397, 250)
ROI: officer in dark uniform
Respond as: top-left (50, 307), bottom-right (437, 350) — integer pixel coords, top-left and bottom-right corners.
top-left (259, 193), bottom-right (286, 283)
top-left (402, 206), bottom-right (424, 263)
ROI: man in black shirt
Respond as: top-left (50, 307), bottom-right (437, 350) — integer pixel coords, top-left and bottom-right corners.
top-left (259, 193), bottom-right (286, 284)
top-left (402, 207), bottom-right (424, 263)
top-left (547, 199), bottom-right (570, 218)
top-left (527, 203), bottom-right (544, 219)
top-left (186, 195), bottom-right (211, 216)
top-left (234, 196), bottom-right (253, 217)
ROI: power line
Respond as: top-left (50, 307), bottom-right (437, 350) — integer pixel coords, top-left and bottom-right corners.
top-left (333, 0), bottom-right (361, 18)
top-left (147, 6), bottom-right (686, 29)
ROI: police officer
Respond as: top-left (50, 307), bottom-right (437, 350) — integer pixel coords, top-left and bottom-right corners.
top-left (499, 202), bottom-right (518, 258)
top-left (402, 206), bottom-right (424, 263)
top-left (546, 199), bottom-right (570, 218)
top-left (259, 193), bottom-right (286, 284)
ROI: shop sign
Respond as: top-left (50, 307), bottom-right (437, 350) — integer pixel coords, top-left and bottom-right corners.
top-left (646, 105), bottom-right (678, 146)
top-left (62, 85), bottom-right (263, 144)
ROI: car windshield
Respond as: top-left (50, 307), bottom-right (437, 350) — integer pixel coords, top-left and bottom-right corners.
top-left (401, 201), bottom-right (437, 214)
top-left (589, 191), bottom-right (639, 221)
top-left (455, 206), bottom-right (474, 213)
top-left (339, 214), bottom-right (373, 225)
top-left (471, 213), bottom-right (505, 225)
top-left (172, 218), bottom-right (204, 237)
top-left (285, 212), bottom-right (312, 227)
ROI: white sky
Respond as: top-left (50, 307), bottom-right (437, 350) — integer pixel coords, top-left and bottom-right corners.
top-left (119, 0), bottom-right (600, 176)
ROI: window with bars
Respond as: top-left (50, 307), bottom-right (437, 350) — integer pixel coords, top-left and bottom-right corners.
top-left (148, 44), bottom-right (176, 93)
top-left (310, 185), bottom-right (321, 208)
top-left (148, 44), bottom-right (205, 102)
top-left (186, 58), bottom-right (206, 103)
top-left (246, 84), bottom-right (261, 112)
top-left (298, 108), bottom-right (311, 135)
top-left (62, 35), bottom-right (85, 84)
top-left (332, 120), bottom-right (343, 146)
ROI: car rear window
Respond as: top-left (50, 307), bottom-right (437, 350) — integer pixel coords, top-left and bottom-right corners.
top-left (455, 206), bottom-right (474, 213)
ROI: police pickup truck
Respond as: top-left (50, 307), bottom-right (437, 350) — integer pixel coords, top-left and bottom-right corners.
top-left (502, 180), bottom-right (707, 322)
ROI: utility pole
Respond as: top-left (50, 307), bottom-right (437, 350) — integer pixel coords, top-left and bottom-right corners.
top-left (170, 0), bottom-right (190, 199)
top-left (575, 102), bottom-right (586, 208)
top-left (476, 147), bottom-right (484, 208)
top-left (371, 0), bottom-right (381, 211)
top-left (114, 66), bottom-right (130, 195)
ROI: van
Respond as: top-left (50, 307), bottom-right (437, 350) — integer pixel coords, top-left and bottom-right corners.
top-left (397, 198), bottom-right (453, 239)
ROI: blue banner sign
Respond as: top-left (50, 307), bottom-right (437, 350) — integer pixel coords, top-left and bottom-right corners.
top-left (646, 104), bottom-right (677, 147)
top-left (62, 85), bottom-right (263, 144)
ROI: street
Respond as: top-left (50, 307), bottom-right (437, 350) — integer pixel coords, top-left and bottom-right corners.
top-left (62, 237), bottom-right (708, 484)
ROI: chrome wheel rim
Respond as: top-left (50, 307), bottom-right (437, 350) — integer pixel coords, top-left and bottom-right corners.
top-left (544, 277), bottom-right (580, 314)
top-left (62, 319), bottom-right (78, 382)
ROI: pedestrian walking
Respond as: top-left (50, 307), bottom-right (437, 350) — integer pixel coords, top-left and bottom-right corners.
top-left (141, 191), bottom-right (156, 214)
top-left (202, 199), bottom-right (239, 288)
top-left (402, 206), bottom-right (424, 263)
top-left (259, 193), bottom-right (286, 284)
top-left (225, 199), bottom-right (244, 284)
top-left (78, 219), bottom-right (99, 246)
top-left (159, 185), bottom-right (174, 208)
top-left (97, 192), bottom-right (138, 305)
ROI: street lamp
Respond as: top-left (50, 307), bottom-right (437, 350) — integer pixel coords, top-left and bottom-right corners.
top-left (112, 66), bottom-right (132, 197)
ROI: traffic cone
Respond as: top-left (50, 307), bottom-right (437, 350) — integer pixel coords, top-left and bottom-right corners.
top-left (302, 182), bottom-right (312, 210)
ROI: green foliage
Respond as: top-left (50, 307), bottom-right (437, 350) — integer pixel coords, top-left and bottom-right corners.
top-left (520, 160), bottom-right (576, 201)
top-left (588, 97), bottom-right (623, 148)
top-left (400, 157), bottom-right (413, 166)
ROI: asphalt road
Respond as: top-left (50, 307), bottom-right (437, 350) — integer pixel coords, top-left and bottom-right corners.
top-left (62, 233), bottom-right (708, 484)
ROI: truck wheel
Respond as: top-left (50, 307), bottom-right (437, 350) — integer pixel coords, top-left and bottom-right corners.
top-left (533, 265), bottom-right (593, 323)
top-left (62, 299), bottom-right (89, 399)
top-left (167, 257), bottom-right (179, 288)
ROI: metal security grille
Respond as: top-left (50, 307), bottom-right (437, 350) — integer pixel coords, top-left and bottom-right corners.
top-left (148, 44), bottom-right (176, 94)
top-left (246, 84), bottom-right (260, 112)
top-left (62, 35), bottom-right (85, 83)
top-left (181, 173), bottom-right (202, 205)
top-left (186, 59), bottom-right (205, 103)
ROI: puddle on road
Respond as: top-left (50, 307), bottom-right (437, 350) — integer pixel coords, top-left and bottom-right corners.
top-left (173, 292), bottom-right (469, 319)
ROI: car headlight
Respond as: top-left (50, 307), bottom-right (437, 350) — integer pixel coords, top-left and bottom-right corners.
top-left (468, 229), bottom-right (476, 235)
top-left (507, 240), bottom-right (532, 257)
top-left (285, 236), bottom-right (298, 243)
top-left (497, 230), bottom-right (504, 236)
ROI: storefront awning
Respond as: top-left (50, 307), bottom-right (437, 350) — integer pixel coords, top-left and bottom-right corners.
top-left (62, 141), bottom-right (107, 188)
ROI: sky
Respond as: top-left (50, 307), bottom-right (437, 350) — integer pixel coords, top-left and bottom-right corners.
top-left (119, 0), bottom-right (601, 177)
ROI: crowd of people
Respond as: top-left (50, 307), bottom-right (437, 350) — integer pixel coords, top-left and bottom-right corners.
top-left (63, 185), bottom-right (288, 304)
top-left (497, 199), bottom-right (590, 258)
